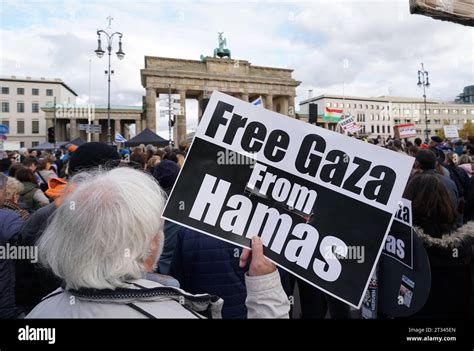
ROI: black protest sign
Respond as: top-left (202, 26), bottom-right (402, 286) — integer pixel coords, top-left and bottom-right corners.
top-left (378, 231), bottom-right (431, 317)
top-left (162, 91), bottom-right (414, 308)
top-left (382, 198), bottom-right (414, 269)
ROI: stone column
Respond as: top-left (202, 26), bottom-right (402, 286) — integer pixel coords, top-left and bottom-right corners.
top-left (281, 97), bottom-right (289, 117)
top-left (145, 88), bottom-right (157, 133)
top-left (288, 95), bottom-right (295, 118)
top-left (135, 118), bottom-right (142, 134)
top-left (69, 118), bottom-right (78, 140)
top-left (264, 94), bottom-right (273, 111)
top-left (110, 118), bottom-right (120, 141)
top-left (240, 93), bottom-right (249, 102)
top-left (92, 120), bottom-right (100, 142)
top-left (197, 93), bottom-right (204, 122)
top-left (174, 89), bottom-right (187, 145)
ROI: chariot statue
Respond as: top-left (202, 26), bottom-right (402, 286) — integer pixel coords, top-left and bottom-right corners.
top-left (213, 32), bottom-right (231, 59)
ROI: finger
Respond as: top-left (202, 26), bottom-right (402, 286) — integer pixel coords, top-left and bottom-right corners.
top-left (251, 236), bottom-right (264, 259)
top-left (239, 248), bottom-right (251, 268)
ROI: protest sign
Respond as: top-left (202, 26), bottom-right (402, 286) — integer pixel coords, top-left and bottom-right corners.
top-left (162, 91), bottom-right (414, 308)
top-left (378, 229), bottom-right (431, 317)
top-left (382, 198), bottom-right (413, 269)
top-left (338, 116), bottom-right (360, 133)
top-left (443, 125), bottom-right (459, 138)
top-left (394, 124), bottom-right (417, 139)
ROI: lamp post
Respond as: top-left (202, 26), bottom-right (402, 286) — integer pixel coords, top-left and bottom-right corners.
top-left (94, 16), bottom-right (125, 144)
top-left (417, 63), bottom-right (430, 143)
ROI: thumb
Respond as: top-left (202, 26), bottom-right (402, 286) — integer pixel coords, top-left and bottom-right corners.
top-left (251, 236), bottom-right (264, 259)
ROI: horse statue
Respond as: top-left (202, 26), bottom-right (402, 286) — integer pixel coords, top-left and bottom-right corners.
top-left (213, 32), bottom-right (231, 59)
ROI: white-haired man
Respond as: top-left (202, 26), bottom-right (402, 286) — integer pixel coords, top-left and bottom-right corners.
top-left (27, 168), bottom-right (290, 318)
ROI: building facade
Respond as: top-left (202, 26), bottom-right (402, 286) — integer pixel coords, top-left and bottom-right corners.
top-left (41, 105), bottom-right (142, 143)
top-left (455, 85), bottom-right (474, 104)
top-left (299, 94), bottom-right (474, 139)
top-left (141, 56), bottom-right (301, 144)
top-left (0, 76), bottom-right (77, 148)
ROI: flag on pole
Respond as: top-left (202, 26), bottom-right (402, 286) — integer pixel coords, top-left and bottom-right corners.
top-left (252, 96), bottom-right (263, 107)
top-left (323, 107), bottom-right (343, 122)
top-left (115, 133), bottom-right (127, 143)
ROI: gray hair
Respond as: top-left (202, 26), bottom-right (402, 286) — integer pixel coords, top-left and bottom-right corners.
top-left (459, 154), bottom-right (472, 165)
top-left (6, 177), bottom-right (23, 199)
top-left (38, 167), bottom-right (167, 290)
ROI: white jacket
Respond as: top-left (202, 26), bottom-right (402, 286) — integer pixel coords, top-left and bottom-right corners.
top-left (26, 270), bottom-right (289, 319)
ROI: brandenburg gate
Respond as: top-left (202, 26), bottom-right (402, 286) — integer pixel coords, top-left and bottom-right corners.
top-left (141, 42), bottom-right (301, 144)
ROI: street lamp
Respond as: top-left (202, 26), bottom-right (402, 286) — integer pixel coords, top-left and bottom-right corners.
top-left (417, 63), bottom-right (430, 143)
top-left (94, 17), bottom-right (125, 144)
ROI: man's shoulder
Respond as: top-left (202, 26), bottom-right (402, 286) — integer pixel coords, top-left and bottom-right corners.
top-left (0, 209), bottom-right (23, 241)
top-left (0, 208), bottom-right (21, 220)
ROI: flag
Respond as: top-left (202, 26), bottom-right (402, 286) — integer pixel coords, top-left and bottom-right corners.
top-left (115, 133), bottom-right (127, 143)
top-left (252, 96), bottom-right (263, 107)
top-left (323, 107), bottom-right (343, 122)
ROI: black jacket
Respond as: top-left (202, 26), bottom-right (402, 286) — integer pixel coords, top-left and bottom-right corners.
top-left (169, 227), bottom-right (290, 319)
top-left (15, 203), bottom-right (61, 313)
top-left (0, 210), bottom-right (23, 318)
top-left (413, 222), bottom-right (474, 319)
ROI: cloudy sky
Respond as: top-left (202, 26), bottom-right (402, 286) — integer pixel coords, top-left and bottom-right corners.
top-left (1, 0), bottom-right (473, 138)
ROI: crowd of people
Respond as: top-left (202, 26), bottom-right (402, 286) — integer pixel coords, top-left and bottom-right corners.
top-left (0, 133), bottom-right (473, 319)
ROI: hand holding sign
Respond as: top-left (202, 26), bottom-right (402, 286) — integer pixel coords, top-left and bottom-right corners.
top-left (239, 236), bottom-right (277, 276)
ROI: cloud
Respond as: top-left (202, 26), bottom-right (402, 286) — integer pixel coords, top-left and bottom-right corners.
top-left (1, 0), bottom-right (473, 140)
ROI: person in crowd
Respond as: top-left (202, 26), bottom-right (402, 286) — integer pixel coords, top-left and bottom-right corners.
top-left (22, 157), bottom-right (38, 172)
top-left (443, 152), bottom-right (470, 225)
top-left (467, 144), bottom-right (473, 157)
top-left (146, 155), bottom-right (161, 174)
top-left (44, 177), bottom-right (68, 201)
top-left (429, 135), bottom-right (444, 150)
top-left (67, 142), bottom-right (121, 176)
top-left (26, 167), bottom-right (290, 318)
top-left (145, 144), bottom-right (157, 161)
top-left (407, 145), bottom-right (419, 157)
top-left (452, 138), bottom-right (464, 156)
top-left (1, 177), bottom-right (29, 220)
top-left (152, 159), bottom-right (181, 275)
top-left (178, 141), bottom-right (188, 153)
top-left (413, 150), bottom-right (460, 222)
top-left (36, 158), bottom-right (57, 191)
top-left (58, 145), bottom-right (76, 176)
top-left (176, 150), bottom-right (186, 168)
top-left (7, 163), bottom-right (23, 178)
top-left (163, 152), bottom-right (178, 163)
top-left (170, 226), bottom-right (291, 319)
top-left (458, 155), bottom-right (473, 177)
top-left (18, 148), bottom-right (29, 163)
top-left (130, 152), bottom-right (147, 170)
top-left (15, 168), bottom-right (49, 212)
top-left (53, 150), bottom-right (63, 174)
top-left (403, 173), bottom-right (473, 318)
top-left (0, 173), bottom-right (24, 318)
top-left (155, 149), bottom-right (165, 161)
top-left (15, 142), bottom-right (123, 313)
top-left (0, 156), bottom-right (11, 176)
